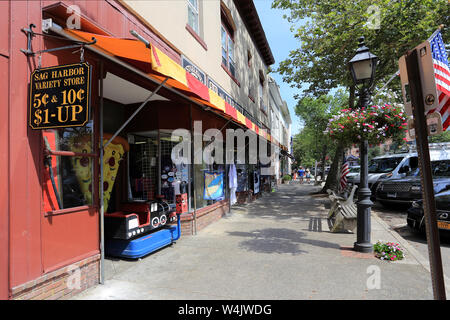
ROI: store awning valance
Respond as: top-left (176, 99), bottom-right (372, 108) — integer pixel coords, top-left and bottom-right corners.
top-left (66, 28), bottom-right (287, 150)
top-left (280, 149), bottom-right (295, 160)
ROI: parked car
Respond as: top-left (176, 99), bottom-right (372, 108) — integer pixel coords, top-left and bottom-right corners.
top-left (376, 159), bottom-right (450, 207)
top-left (407, 188), bottom-right (450, 234)
top-left (351, 143), bottom-right (449, 198)
top-left (346, 166), bottom-right (360, 185)
top-left (350, 152), bottom-right (416, 198)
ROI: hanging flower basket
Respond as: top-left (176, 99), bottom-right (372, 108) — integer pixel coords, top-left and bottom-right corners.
top-left (324, 104), bottom-right (408, 146)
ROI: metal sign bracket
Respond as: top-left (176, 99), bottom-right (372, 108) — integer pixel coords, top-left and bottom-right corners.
top-left (21, 23), bottom-right (97, 58)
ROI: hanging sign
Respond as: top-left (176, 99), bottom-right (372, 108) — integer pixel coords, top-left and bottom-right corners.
top-left (29, 63), bottom-right (91, 129)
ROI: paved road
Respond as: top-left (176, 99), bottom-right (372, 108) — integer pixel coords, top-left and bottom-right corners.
top-left (372, 201), bottom-right (450, 285)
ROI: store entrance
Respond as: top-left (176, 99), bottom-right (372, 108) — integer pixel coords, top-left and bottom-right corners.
top-left (100, 71), bottom-right (185, 277)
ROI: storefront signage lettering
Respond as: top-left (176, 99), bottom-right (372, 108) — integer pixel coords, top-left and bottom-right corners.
top-left (181, 56), bottom-right (206, 84)
top-left (29, 63), bottom-right (91, 129)
top-left (207, 78), bottom-right (243, 112)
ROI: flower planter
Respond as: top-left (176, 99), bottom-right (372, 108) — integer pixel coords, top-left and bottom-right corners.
top-left (325, 104), bottom-right (408, 146)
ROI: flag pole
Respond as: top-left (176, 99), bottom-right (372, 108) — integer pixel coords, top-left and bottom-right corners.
top-left (427, 24), bottom-right (444, 42)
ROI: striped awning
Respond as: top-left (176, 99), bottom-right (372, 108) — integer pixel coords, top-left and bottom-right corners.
top-left (66, 29), bottom-right (288, 151)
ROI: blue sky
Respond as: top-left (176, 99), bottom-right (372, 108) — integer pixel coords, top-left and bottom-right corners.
top-left (253, 0), bottom-right (303, 136)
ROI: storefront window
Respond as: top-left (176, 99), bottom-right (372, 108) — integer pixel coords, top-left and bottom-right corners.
top-left (128, 131), bottom-right (190, 209)
top-left (58, 155), bottom-right (93, 208)
top-left (50, 121), bottom-right (94, 152)
top-left (128, 133), bottom-right (158, 202)
top-left (43, 123), bottom-right (94, 211)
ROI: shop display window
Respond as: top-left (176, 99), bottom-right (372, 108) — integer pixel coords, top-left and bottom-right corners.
top-left (57, 155), bottom-right (93, 208)
top-left (43, 121), bottom-right (94, 211)
top-left (128, 133), bottom-right (158, 202)
top-left (128, 131), bottom-right (190, 208)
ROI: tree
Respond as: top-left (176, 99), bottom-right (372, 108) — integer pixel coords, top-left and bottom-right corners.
top-left (293, 91), bottom-right (348, 190)
top-left (429, 131), bottom-right (450, 143)
top-left (272, 0), bottom-right (449, 98)
top-left (272, 0), bottom-right (449, 191)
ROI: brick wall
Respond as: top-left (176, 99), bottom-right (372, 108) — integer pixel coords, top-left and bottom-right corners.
top-left (11, 254), bottom-right (100, 300)
top-left (179, 200), bottom-right (229, 236)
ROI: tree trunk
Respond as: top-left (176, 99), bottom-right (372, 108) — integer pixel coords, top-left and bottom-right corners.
top-left (320, 145), bottom-right (326, 181)
top-left (318, 86), bottom-right (356, 193)
top-left (349, 85), bottom-right (356, 109)
top-left (320, 142), bottom-right (344, 193)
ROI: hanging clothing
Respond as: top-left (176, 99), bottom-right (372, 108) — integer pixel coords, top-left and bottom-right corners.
top-left (229, 164), bottom-right (237, 188)
top-left (229, 164), bottom-right (237, 205)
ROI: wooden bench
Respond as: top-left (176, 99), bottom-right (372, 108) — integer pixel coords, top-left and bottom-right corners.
top-left (327, 184), bottom-right (357, 233)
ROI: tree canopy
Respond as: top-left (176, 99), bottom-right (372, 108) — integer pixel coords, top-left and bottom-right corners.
top-left (272, 0), bottom-right (449, 100)
top-left (292, 90), bottom-right (347, 169)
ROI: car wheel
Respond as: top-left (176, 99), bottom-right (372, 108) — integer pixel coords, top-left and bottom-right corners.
top-left (407, 218), bottom-right (425, 234)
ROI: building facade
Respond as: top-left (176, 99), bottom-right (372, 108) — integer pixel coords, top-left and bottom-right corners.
top-left (123, 0), bottom-right (274, 130)
top-left (268, 76), bottom-right (292, 181)
top-left (0, 0), bottom-right (290, 300)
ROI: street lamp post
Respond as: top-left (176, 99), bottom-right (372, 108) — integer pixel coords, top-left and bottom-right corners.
top-left (349, 37), bottom-right (379, 253)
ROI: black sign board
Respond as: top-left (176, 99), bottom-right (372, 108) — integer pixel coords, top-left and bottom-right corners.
top-left (29, 63), bottom-right (91, 130)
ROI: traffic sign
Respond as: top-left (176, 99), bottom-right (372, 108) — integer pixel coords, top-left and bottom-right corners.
top-left (399, 40), bottom-right (442, 133)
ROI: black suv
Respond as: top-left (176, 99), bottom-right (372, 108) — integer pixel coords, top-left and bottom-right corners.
top-left (376, 160), bottom-right (450, 207)
top-left (407, 189), bottom-right (450, 233)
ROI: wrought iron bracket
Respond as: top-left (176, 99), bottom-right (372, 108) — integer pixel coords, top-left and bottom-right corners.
top-left (21, 23), bottom-right (97, 57)
top-left (21, 23), bottom-right (37, 56)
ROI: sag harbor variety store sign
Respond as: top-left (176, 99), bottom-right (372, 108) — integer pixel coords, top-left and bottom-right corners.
top-left (29, 63), bottom-right (91, 130)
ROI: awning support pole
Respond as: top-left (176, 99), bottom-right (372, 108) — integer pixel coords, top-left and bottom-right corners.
top-left (99, 61), bottom-right (105, 285)
top-left (189, 105), bottom-right (197, 235)
top-left (103, 77), bottom-right (169, 149)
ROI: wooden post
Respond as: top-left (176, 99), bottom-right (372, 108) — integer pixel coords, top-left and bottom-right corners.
top-left (405, 49), bottom-right (446, 300)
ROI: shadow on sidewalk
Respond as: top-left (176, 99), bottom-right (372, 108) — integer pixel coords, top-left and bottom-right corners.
top-left (227, 227), bottom-right (341, 255)
top-left (235, 184), bottom-right (330, 221)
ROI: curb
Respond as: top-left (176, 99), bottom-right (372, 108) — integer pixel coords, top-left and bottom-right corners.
top-left (372, 212), bottom-right (450, 294)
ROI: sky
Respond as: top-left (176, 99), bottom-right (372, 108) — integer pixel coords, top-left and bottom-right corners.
top-left (253, 0), bottom-right (303, 136)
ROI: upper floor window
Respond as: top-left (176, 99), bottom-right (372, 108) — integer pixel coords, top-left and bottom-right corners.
top-left (187, 0), bottom-right (199, 34)
top-left (259, 71), bottom-right (267, 114)
top-left (221, 25), bottom-right (235, 78)
top-left (220, 2), bottom-right (236, 80)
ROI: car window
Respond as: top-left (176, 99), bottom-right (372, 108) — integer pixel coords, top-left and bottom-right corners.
top-left (436, 191), bottom-right (450, 208)
top-left (406, 167), bottom-right (420, 176)
top-left (432, 160), bottom-right (450, 177)
top-left (368, 156), bottom-right (404, 173)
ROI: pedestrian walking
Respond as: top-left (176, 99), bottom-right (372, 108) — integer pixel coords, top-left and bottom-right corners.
top-left (298, 167), bottom-right (305, 184)
top-left (305, 168), bottom-right (311, 184)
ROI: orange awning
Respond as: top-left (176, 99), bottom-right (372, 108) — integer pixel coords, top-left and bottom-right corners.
top-left (67, 29), bottom-right (153, 73)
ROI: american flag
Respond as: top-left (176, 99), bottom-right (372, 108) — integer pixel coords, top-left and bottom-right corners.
top-left (339, 161), bottom-right (350, 192)
top-left (428, 30), bottom-right (450, 131)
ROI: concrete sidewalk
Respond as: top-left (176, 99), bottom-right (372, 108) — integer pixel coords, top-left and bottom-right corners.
top-left (74, 184), bottom-right (445, 300)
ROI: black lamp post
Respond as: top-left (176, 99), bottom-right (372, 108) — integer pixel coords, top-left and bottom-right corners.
top-left (349, 37), bottom-right (379, 253)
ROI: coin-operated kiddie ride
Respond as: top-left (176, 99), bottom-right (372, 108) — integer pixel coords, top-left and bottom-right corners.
top-left (98, 134), bottom-right (186, 259)
top-left (104, 197), bottom-right (181, 259)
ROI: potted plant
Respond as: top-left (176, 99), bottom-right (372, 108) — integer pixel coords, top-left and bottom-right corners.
top-left (282, 174), bottom-right (292, 184)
